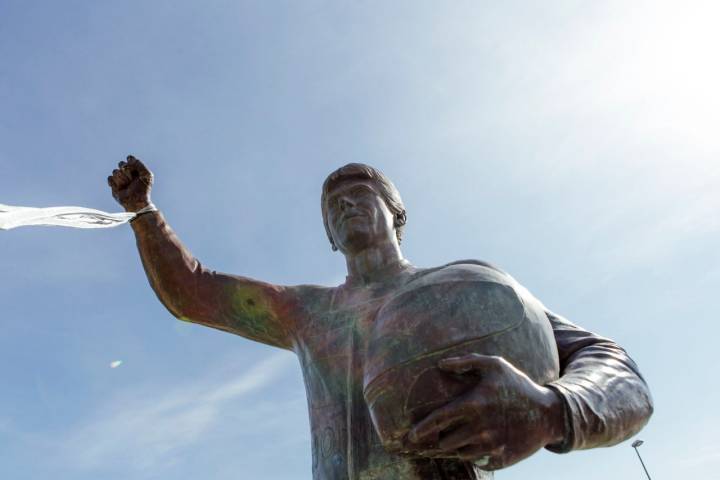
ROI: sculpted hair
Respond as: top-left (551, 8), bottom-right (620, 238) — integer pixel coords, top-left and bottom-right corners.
top-left (321, 163), bottom-right (407, 251)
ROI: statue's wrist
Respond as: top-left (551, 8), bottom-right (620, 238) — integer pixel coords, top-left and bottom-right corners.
top-left (124, 197), bottom-right (152, 213)
top-left (129, 203), bottom-right (158, 224)
top-left (540, 386), bottom-right (567, 446)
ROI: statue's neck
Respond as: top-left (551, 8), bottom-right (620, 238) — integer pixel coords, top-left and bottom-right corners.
top-left (344, 242), bottom-right (410, 286)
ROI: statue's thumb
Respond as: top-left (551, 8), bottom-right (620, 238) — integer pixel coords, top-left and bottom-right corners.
top-left (438, 357), bottom-right (473, 373)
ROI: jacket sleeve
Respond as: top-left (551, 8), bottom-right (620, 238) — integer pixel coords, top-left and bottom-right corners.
top-left (544, 310), bottom-right (654, 453)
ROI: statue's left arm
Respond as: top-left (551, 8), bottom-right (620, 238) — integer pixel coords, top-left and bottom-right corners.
top-left (544, 310), bottom-right (654, 452)
top-left (406, 308), bottom-right (654, 469)
top-left (405, 263), bottom-right (653, 469)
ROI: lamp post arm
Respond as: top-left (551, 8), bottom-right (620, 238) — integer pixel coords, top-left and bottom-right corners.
top-left (633, 447), bottom-right (652, 480)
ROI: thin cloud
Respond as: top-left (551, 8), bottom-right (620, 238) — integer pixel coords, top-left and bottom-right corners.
top-left (57, 351), bottom-right (295, 474)
top-left (676, 443), bottom-right (720, 468)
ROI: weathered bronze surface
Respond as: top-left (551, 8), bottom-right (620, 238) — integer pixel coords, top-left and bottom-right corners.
top-left (108, 158), bottom-right (653, 479)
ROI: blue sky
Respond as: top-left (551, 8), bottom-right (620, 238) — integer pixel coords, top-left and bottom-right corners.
top-left (1, 1), bottom-right (718, 478)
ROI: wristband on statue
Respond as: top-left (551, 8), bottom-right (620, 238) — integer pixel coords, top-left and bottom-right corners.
top-left (129, 203), bottom-right (158, 223)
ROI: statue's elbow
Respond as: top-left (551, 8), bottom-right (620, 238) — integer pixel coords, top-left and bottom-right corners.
top-left (157, 262), bottom-right (213, 321)
top-left (626, 383), bottom-right (654, 439)
top-left (641, 388), bottom-right (655, 424)
top-left (150, 285), bottom-right (192, 321)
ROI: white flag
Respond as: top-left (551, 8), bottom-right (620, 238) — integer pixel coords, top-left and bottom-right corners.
top-left (0, 204), bottom-right (139, 230)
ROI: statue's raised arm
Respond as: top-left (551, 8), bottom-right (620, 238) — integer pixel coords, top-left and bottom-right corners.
top-left (108, 156), bottom-right (298, 350)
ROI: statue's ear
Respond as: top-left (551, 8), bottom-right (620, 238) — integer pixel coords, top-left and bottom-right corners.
top-left (394, 211), bottom-right (407, 228)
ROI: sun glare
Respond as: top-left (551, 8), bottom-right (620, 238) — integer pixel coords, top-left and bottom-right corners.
top-left (606, 1), bottom-right (720, 146)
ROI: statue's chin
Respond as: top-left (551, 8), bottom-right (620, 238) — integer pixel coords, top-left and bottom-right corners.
top-left (335, 232), bottom-right (375, 254)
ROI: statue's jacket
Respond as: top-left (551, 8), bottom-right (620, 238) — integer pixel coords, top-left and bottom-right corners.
top-left (291, 263), bottom-right (503, 479)
top-left (132, 213), bottom-right (654, 480)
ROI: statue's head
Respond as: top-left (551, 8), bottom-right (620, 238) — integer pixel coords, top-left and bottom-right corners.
top-left (321, 163), bottom-right (407, 253)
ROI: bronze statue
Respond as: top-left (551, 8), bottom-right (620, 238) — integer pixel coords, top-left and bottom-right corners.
top-left (108, 157), bottom-right (653, 479)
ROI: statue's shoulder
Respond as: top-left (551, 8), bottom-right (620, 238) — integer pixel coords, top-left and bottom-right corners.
top-left (436, 258), bottom-right (507, 275)
top-left (408, 259), bottom-right (510, 285)
top-left (288, 283), bottom-right (337, 303)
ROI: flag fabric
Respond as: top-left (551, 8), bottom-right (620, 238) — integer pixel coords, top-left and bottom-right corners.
top-left (0, 204), bottom-right (147, 230)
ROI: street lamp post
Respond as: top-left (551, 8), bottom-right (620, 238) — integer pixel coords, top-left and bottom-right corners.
top-left (631, 440), bottom-right (652, 480)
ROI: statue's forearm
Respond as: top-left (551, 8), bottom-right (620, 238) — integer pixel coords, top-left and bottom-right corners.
top-left (546, 311), bottom-right (653, 452)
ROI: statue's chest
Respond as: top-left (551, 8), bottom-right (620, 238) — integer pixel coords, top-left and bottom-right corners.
top-left (295, 293), bottom-right (393, 479)
top-left (293, 285), bottom-right (487, 480)
top-left (296, 293), bottom-right (385, 414)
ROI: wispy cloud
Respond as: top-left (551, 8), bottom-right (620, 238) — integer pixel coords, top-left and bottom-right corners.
top-left (57, 351), bottom-right (296, 474)
top-left (675, 442), bottom-right (720, 469)
top-left (600, 183), bottom-right (720, 269)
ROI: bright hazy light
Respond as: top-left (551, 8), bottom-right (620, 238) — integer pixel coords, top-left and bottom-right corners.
top-left (594, 1), bottom-right (720, 145)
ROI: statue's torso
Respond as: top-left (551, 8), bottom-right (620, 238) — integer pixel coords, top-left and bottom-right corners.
top-left (293, 265), bottom-right (493, 480)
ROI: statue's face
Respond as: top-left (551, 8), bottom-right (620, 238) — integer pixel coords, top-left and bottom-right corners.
top-left (324, 179), bottom-right (396, 254)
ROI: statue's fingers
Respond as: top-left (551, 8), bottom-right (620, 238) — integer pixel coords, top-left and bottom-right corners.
top-left (127, 155), bottom-right (151, 175)
top-left (127, 156), bottom-right (153, 185)
top-left (117, 162), bottom-right (134, 183)
top-left (107, 176), bottom-right (122, 202)
top-left (112, 168), bottom-right (130, 188)
top-left (438, 425), bottom-right (493, 453)
top-left (438, 354), bottom-right (503, 374)
top-left (455, 444), bottom-right (505, 464)
top-left (407, 400), bottom-right (469, 444)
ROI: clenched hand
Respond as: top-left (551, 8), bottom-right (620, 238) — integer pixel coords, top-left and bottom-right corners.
top-left (107, 155), bottom-right (154, 212)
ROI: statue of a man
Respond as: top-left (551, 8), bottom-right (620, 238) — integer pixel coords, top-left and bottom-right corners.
top-left (108, 156), bottom-right (652, 480)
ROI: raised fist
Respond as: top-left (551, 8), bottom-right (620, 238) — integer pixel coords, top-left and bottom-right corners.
top-left (107, 155), bottom-right (154, 212)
